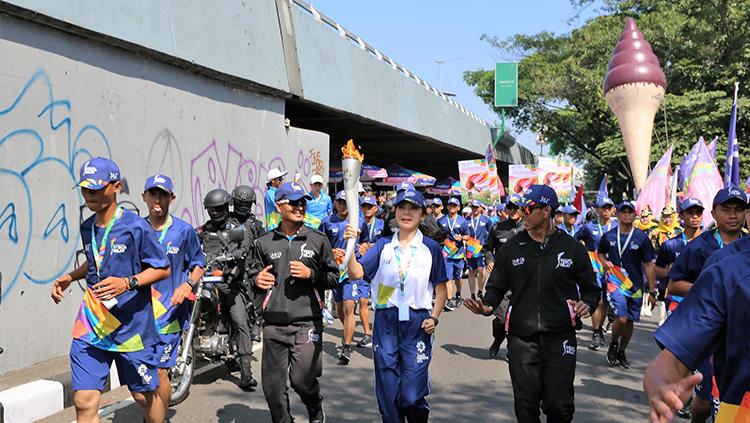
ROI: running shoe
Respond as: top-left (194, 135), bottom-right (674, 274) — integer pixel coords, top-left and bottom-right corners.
top-left (308, 404), bottom-right (326, 423)
top-left (338, 345), bottom-right (352, 365)
top-left (489, 339), bottom-right (502, 359)
top-left (443, 300), bottom-right (456, 312)
top-left (356, 335), bottom-right (373, 348)
top-left (455, 297), bottom-right (463, 308)
top-left (617, 350), bottom-right (630, 369)
top-left (606, 342), bottom-right (619, 366)
top-left (471, 293), bottom-right (477, 301)
top-left (477, 291), bottom-right (484, 301)
top-left (588, 331), bottom-right (601, 351)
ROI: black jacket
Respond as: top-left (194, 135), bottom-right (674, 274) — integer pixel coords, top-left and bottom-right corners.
top-left (247, 225), bottom-right (338, 325)
top-left (484, 218), bottom-right (524, 262)
top-left (483, 229), bottom-right (600, 338)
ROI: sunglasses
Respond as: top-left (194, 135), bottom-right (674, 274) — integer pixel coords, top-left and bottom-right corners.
top-left (521, 205), bottom-right (546, 216)
top-left (279, 198), bottom-right (307, 207)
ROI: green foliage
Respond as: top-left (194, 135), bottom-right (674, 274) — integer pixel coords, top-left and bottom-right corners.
top-left (465, 0), bottom-right (750, 199)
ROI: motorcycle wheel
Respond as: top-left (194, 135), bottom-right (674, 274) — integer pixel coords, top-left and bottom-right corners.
top-left (169, 341), bottom-right (195, 406)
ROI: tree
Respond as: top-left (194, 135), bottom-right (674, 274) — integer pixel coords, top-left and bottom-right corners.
top-left (465, 0), bottom-right (750, 199)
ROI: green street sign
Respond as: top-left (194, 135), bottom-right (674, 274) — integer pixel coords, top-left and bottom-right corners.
top-left (494, 62), bottom-right (518, 107)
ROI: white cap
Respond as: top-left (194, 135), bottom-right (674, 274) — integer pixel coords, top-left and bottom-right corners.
top-left (357, 181), bottom-right (365, 193)
top-left (267, 168), bottom-right (288, 182)
top-left (310, 174), bottom-right (324, 185)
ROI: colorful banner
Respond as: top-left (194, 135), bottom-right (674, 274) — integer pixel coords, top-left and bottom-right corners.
top-left (458, 159), bottom-right (501, 206)
top-left (485, 144), bottom-right (506, 197)
top-left (508, 164), bottom-right (538, 195)
top-left (606, 264), bottom-right (643, 299)
top-left (636, 145), bottom-right (672, 214)
top-left (537, 157), bottom-right (573, 203)
top-left (686, 140), bottom-right (723, 227)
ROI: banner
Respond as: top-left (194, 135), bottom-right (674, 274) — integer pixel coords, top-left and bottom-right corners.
top-left (508, 164), bottom-right (538, 195)
top-left (458, 159), bottom-right (501, 206)
top-left (686, 140), bottom-right (723, 227)
top-left (636, 145), bottom-right (672, 215)
top-left (537, 157), bottom-right (573, 203)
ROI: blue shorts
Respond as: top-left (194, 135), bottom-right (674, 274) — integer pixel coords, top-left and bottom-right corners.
top-left (156, 333), bottom-right (182, 369)
top-left (694, 358), bottom-right (714, 401)
top-left (445, 258), bottom-right (464, 280)
top-left (466, 256), bottom-right (485, 270)
top-left (333, 279), bottom-right (368, 302)
top-left (70, 338), bottom-right (159, 393)
top-left (607, 290), bottom-right (642, 322)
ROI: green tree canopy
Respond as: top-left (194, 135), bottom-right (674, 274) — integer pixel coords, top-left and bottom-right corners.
top-left (465, 0), bottom-right (750, 200)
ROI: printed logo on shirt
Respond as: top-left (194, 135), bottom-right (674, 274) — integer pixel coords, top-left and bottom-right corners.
top-left (562, 339), bottom-right (576, 356)
top-left (416, 341), bottom-right (429, 364)
top-left (160, 343), bottom-right (173, 363)
top-left (269, 251), bottom-right (282, 260)
top-left (630, 243), bottom-right (640, 250)
top-left (137, 364), bottom-right (153, 384)
top-left (165, 242), bottom-right (180, 255)
top-left (307, 328), bottom-right (320, 344)
top-left (110, 241), bottom-right (127, 254)
top-left (331, 227), bottom-right (339, 234)
top-left (609, 241), bottom-right (616, 246)
top-left (556, 252), bottom-right (573, 269)
top-left (511, 257), bottom-right (525, 267)
top-left (675, 252), bottom-right (681, 257)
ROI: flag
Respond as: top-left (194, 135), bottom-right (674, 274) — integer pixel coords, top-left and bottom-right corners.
top-left (636, 145), bottom-right (672, 215)
top-left (465, 237), bottom-right (483, 258)
top-left (678, 139), bottom-right (702, 190)
top-left (606, 264), bottom-right (643, 299)
top-left (588, 251), bottom-right (605, 286)
top-left (668, 165), bottom-right (679, 210)
top-left (573, 185), bottom-right (588, 225)
top-left (707, 136), bottom-right (718, 161)
top-left (724, 83), bottom-right (740, 187)
top-left (442, 239), bottom-right (459, 257)
top-left (485, 144), bottom-right (506, 197)
top-left (686, 140), bottom-right (723, 227)
top-left (596, 175), bottom-right (608, 206)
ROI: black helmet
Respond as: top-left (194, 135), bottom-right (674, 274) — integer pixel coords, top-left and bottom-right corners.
top-left (232, 185), bottom-right (256, 216)
top-left (203, 188), bottom-right (231, 209)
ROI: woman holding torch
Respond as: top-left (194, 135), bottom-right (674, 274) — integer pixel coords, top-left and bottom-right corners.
top-left (344, 188), bottom-right (447, 423)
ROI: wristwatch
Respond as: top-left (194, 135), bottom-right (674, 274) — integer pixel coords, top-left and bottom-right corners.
top-left (127, 277), bottom-right (139, 291)
top-left (428, 316), bottom-right (439, 327)
top-left (187, 278), bottom-right (199, 290)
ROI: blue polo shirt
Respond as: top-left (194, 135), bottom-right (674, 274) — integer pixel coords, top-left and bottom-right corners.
top-left (364, 217), bottom-right (385, 243)
top-left (264, 186), bottom-right (280, 231)
top-left (304, 191), bottom-right (332, 230)
top-left (654, 251), bottom-right (750, 422)
top-left (597, 227), bottom-right (654, 289)
top-left (149, 216), bottom-right (206, 336)
top-left (74, 208), bottom-right (170, 352)
top-left (704, 235), bottom-right (750, 268)
top-left (557, 223), bottom-right (580, 238)
top-left (467, 215), bottom-right (493, 257)
top-left (437, 214), bottom-right (470, 259)
top-left (360, 230), bottom-right (447, 310)
top-left (576, 220), bottom-right (618, 252)
top-left (319, 213), bottom-right (368, 251)
top-left (667, 230), bottom-right (745, 283)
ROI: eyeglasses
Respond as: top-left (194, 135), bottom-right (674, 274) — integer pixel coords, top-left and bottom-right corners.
top-left (521, 205), bottom-right (545, 216)
top-left (279, 199), bottom-right (307, 208)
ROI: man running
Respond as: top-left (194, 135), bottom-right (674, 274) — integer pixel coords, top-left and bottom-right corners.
top-left (437, 197), bottom-right (469, 311)
top-left (597, 200), bottom-right (656, 369)
top-left (467, 199), bottom-right (493, 301)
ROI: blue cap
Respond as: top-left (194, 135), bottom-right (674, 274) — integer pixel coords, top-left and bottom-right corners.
top-left (361, 195), bottom-right (377, 206)
top-left (617, 200), bottom-right (636, 212)
top-left (597, 197), bottom-right (615, 208)
top-left (470, 199), bottom-right (482, 207)
top-left (447, 197), bottom-right (461, 206)
top-left (712, 186), bottom-right (748, 208)
top-left (76, 157), bottom-right (120, 190)
top-left (144, 174), bottom-right (174, 194)
top-left (562, 204), bottom-right (579, 214)
top-left (519, 184), bottom-right (559, 211)
top-left (506, 193), bottom-right (523, 207)
top-left (678, 197), bottom-right (704, 213)
top-left (431, 198), bottom-right (443, 206)
top-left (394, 189), bottom-right (426, 209)
top-left (275, 182), bottom-right (313, 202)
top-left (496, 203), bottom-right (506, 212)
top-left (335, 190), bottom-right (346, 201)
top-left (396, 182), bottom-right (415, 193)
top-left (555, 205), bottom-right (565, 213)
top-left (488, 205), bottom-right (495, 211)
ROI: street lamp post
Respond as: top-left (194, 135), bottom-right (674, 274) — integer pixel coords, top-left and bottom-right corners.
top-left (536, 130), bottom-right (547, 157)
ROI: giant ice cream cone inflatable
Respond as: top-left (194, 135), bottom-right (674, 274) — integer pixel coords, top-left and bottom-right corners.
top-left (603, 17), bottom-right (666, 192)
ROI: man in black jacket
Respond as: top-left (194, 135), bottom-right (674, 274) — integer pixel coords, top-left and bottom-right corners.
top-left (466, 185), bottom-right (600, 423)
top-left (248, 182), bottom-right (339, 423)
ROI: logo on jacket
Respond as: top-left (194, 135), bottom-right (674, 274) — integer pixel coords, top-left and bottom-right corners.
top-left (270, 251), bottom-right (282, 260)
top-left (299, 243), bottom-right (315, 259)
top-left (511, 257), bottom-right (525, 267)
top-left (416, 341), bottom-right (429, 364)
top-left (556, 252), bottom-right (573, 269)
top-left (562, 339), bottom-right (576, 356)
top-left (308, 328), bottom-right (320, 343)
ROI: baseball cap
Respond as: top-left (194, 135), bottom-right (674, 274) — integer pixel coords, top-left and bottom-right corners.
top-left (519, 184), bottom-right (559, 211)
top-left (357, 181), bottom-right (366, 193)
top-left (144, 174), bottom-right (174, 194)
top-left (275, 182), bottom-right (312, 202)
top-left (506, 193), bottom-right (523, 207)
top-left (361, 195), bottom-right (377, 206)
top-left (310, 174), bottom-right (324, 185)
top-left (555, 205), bottom-right (565, 214)
top-left (470, 199), bottom-right (482, 207)
top-left (678, 197), bottom-right (704, 213)
top-left (447, 197), bottom-right (461, 206)
top-left (396, 182), bottom-right (415, 193)
top-left (335, 190), bottom-right (346, 201)
top-left (617, 200), bottom-right (636, 212)
top-left (394, 189), bottom-right (426, 209)
top-left (267, 168), bottom-right (288, 182)
top-left (75, 157), bottom-right (121, 190)
top-left (462, 206), bottom-right (472, 215)
top-left (432, 198), bottom-right (443, 206)
top-left (712, 186), bottom-right (748, 208)
top-left (496, 203), bottom-right (506, 212)
top-left (561, 204), bottom-right (579, 215)
top-left (488, 205), bottom-right (495, 212)
top-left (597, 197), bottom-right (615, 208)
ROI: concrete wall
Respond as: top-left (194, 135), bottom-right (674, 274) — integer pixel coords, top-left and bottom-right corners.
top-left (0, 13), bottom-right (329, 373)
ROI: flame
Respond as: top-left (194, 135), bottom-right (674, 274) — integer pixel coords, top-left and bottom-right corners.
top-left (341, 139), bottom-right (364, 162)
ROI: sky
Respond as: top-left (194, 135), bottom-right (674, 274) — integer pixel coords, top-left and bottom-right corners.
top-left (308, 0), bottom-right (602, 153)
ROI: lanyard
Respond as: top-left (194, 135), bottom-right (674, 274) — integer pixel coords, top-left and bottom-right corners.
top-left (616, 228), bottom-right (635, 260)
top-left (447, 216), bottom-right (457, 233)
top-left (714, 230), bottom-right (724, 249)
top-left (157, 215), bottom-right (173, 246)
top-left (598, 221), bottom-right (611, 235)
top-left (393, 245), bottom-right (418, 297)
top-left (680, 232), bottom-right (688, 246)
top-left (368, 220), bottom-right (376, 241)
top-left (471, 217), bottom-right (481, 235)
top-left (90, 207), bottom-right (123, 278)
top-left (563, 224), bottom-right (575, 237)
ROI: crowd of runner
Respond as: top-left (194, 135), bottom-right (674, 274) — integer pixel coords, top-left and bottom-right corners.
top-left (51, 157), bottom-right (749, 423)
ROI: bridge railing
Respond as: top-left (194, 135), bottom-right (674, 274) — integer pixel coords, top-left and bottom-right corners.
top-left (291, 0), bottom-right (488, 126)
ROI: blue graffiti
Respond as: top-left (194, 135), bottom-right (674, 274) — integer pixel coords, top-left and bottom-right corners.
top-left (0, 69), bottom-right (111, 299)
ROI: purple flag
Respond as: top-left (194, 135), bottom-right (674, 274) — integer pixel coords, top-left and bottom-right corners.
top-left (724, 83), bottom-right (740, 187)
top-left (678, 139), bottom-right (702, 190)
top-left (596, 175), bottom-right (608, 206)
top-left (707, 136), bottom-right (717, 160)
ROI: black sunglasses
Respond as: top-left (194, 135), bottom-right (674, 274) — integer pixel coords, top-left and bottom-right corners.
top-left (521, 204), bottom-right (546, 215)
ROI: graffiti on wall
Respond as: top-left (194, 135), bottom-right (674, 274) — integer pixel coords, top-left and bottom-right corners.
top-left (0, 69), bottom-right (111, 300)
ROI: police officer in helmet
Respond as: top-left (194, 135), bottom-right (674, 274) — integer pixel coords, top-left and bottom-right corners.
top-left (231, 185), bottom-right (265, 238)
top-left (198, 188), bottom-right (257, 390)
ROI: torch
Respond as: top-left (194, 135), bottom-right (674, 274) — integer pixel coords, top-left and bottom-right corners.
top-left (340, 139), bottom-right (364, 271)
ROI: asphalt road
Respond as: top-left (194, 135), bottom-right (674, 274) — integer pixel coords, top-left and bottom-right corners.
top-left (43, 307), bottom-right (662, 422)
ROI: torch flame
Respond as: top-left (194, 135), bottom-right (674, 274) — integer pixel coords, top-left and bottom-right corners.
top-left (341, 139), bottom-right (365, 162)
